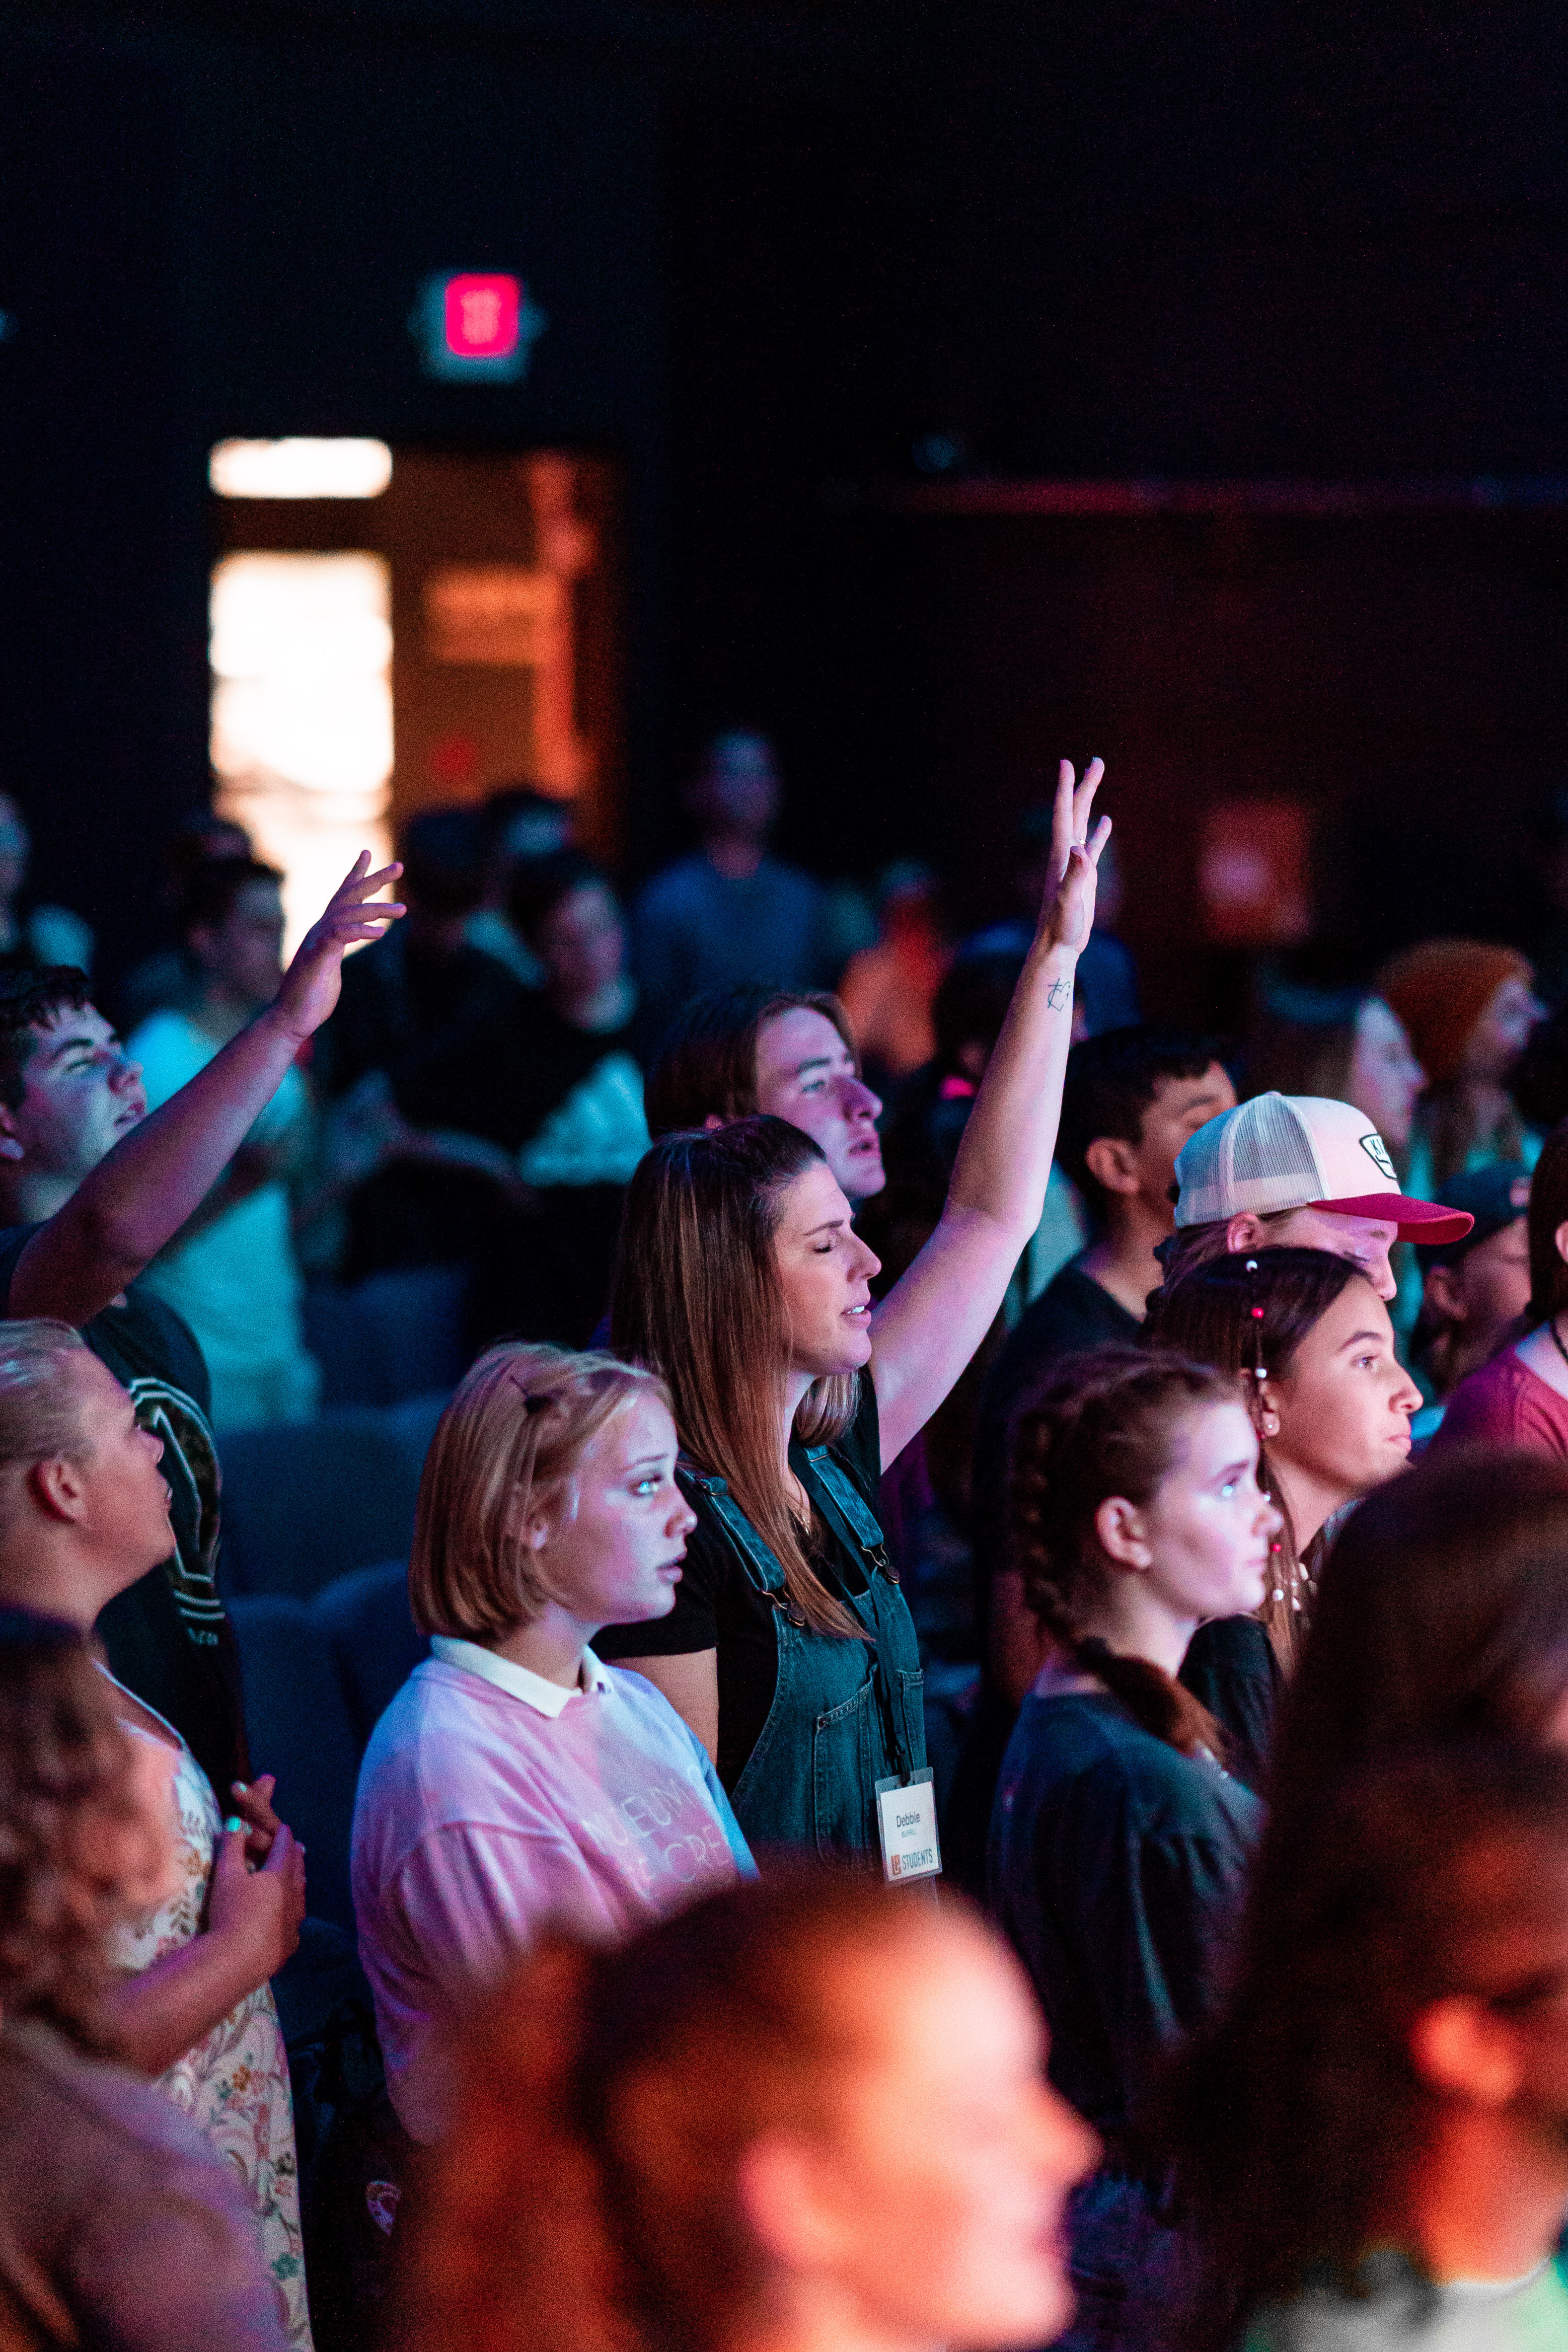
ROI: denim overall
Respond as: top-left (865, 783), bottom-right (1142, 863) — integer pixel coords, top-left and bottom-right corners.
top-left (683, 1444), bottom-right (927, 1863)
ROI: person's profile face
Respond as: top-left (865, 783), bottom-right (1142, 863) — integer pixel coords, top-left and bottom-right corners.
top-left (6, 1004), bottom-right (146, 1184)
top-left (531, 1391), bottom-right (695, 1633)
top-left (1264, 1281), bottom-right (1420, 1511)
top-left (1125, 1399), bottom-right (1281, 1626)
top-left (1348, 997), bottom-right (1426, 1151)
top-left (775, 1920), bottom-right (1096, 2347)
top-left (1266, 1206), bottom-right (1402, 1301)
top-left (1448, 1216), bottom-right (1531, 1355)
top-left (770, 1160), bottom-right (880, 1381)
top-left (755, 1008), bottom-right (884, 1201)
top-left (1134, 1062), bottom-right (1237, 1223)
top-left (68, 1352), bottom-right (175, 1591)
top-left (537, 882), bottom-right (624, 1003)
top-left (1464, 976), bottom-right (1546, 1080)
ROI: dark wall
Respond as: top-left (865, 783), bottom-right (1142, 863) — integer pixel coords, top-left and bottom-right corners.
top-left (5, 0), bottom-right (1568, 980)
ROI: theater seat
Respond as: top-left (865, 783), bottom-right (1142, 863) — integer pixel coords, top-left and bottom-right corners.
top-left (218, 1393), bottom-right (449, 1599)
top-left (314, 1559), bottom-right (429, 1748)
top-left (229, 1558), bottom-right (429, 1940)
top-left (302, 1266), bottom-right (471, 1407)
top-left (229, 1592), bottom-right (363, 1935)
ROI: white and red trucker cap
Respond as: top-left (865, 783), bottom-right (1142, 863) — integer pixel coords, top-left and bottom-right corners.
top-left (1173, 1093), bottom-right (1474, 1243)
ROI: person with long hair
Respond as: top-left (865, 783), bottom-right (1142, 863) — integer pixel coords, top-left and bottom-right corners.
top-left (1248, 978), bottom-right (1427, 1158)
top-left (1432, 1116), bottom-right (1568, 1459)
top-left (989, 1349), bottom-right (1279, 2351)
top-left (397, 1868), bottom-right (1098, 2352)
top-left (0, 1320), bottom-right (310, 2341)
top-left (1377, 937), bottom-right (1544, 1188)
top-left (0, 1610), bottom-right (289, 2350)
top-left (1165, 1743), bottom-right (1568, 2351)
top-left (595, 759), bottom-right (1109, 1865)
top-left (1145, 1247), bottom-right (1421, 1694)
top-left (352, 1342), bottom-right (753, 2145)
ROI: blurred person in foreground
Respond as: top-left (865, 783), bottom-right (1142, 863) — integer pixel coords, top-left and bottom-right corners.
top-left (1166, 1742), bottom-right (1568, 2352)
top-left (0, 1321), bottom-right (309, 2339)
top-left (396, 1869), bottom-right (1097, 2352)
top-left (1407, 1163), bottom-right (1532, 1436)
top-left (0, 1610), bottom-right (289, 2352)
top-left (1432, 1120), bottom-right (1568, 1461)
top-left (631, 729), bottom-right (837, 1050)
top-left (0, 855), bottom-right (401, 1797)
top-left (128, 857), bottom-right (319, 1429)
top-left (1377, 938), bottom-right (1545, 1189)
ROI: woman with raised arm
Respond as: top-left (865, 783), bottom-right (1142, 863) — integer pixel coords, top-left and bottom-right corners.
top-left (595, 761), bottom-right (1107, 1868)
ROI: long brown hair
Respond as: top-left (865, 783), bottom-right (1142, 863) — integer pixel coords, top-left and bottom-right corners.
top-left (409, 1345), bottom-right (671, 1642)
top-left (610, 1118), bottom-right (863, 1640)
top-left (397, 1869), bottom-right (948, 2352)
top-left (0, 1611), bottom-right (136, 2053)
top-left (1526, 1115), bottom-right (1568, 1327)
top-left (1162, 1741), bottom-right (1568, 2350)
top-left (645, 987), bottom-right (859, 1138)
top-left (1144, 1247), bottom-right (1365, 1667)
top-left (1010, 1350), bottom-right (1242, 1757)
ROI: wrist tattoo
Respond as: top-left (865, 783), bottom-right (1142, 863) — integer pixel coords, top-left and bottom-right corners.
top-left (1045, 977), bottom-right (1072, 1011)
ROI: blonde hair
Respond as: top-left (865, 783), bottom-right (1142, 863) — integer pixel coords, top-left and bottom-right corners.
top-left (0, 1321), bottom-right (90, 1471)
top-left (408, 1343), bottom-right (671, 1641)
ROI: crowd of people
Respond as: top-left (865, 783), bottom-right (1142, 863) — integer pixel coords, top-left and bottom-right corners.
top-left (4, 739), bottom-right (1568, 2350)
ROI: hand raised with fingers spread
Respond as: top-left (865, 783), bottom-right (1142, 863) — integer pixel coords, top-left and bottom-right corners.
top-left (272, 853), bottom-right (406, 1045)
top-left (1036, 756), bottom-right (1111, 957)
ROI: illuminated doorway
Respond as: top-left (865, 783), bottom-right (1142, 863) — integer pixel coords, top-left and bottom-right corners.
top-left (209, 441), bottom-right (622, 945)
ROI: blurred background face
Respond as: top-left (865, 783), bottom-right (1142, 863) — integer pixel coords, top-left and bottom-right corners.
top-left (1463, 975), bottom-right (1545, 1081)
top-left (696, 731), bottom-right (780, 843)
top-left (1131, 1063), bottom-right (1236, 1220)
top-left (1349, 996), bottom-right (1426, 1149)
top-left (536, 880), bottom-right (625, 1003)
top-left (784, 1920), bottom-right (1095, 2347)
top-left (191, 876), bottom-right (285, 1010)
top-left (1424, 1216), bottom-right (1531, 1362)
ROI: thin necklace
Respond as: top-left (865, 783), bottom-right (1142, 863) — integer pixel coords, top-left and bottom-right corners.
top-left (1550, 1314), bottom-right (1568, 1377)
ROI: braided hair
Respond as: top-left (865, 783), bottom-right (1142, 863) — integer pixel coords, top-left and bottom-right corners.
top-left (1009, 1347), bottom-right (1248, 1756)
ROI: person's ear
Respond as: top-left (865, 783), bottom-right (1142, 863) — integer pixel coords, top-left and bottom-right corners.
top-left (735, 2132), bottom-right (851, 2272)
top-left (1554, 1218), bottom-right (1568, 1273)
top-left (1424, 1263), bottom-right (1466, 1328)
top-left (1226, 1212), bottom-right (1266, 1253)
top-left (1093, 1495), bottom-right (1154, 1571)
top-left (703, 1113), bottom-right (726, 1133)
top-left (27, 1454), bottom-right (89, 1524)
top-left (0, 1099), bottom-right (24, 1163)
top-left (1409, 1997), bottom-right (1524, 2110)
top-left (1251, 1380), bottom-right (1282, 1440)
top-left (1082, 1136), bottom-right (1142, 1199)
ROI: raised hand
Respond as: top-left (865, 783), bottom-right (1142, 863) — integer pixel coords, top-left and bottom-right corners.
top-left (1037, 757), bottom-right (1111, 956)
top-left (271, 853), bottom-right (406, 1044)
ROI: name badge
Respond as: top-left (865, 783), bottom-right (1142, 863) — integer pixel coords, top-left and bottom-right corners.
top-left (874, 1769), bottom-right (942, 1884)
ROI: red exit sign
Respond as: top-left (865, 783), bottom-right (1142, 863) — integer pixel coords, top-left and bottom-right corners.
top-left (411, 271), bottom-right (546, 382)
top-left (443, 273), bottom-right (521, 361)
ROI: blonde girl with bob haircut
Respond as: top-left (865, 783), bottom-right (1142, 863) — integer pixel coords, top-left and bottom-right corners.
top-left (351, 1341), bottom-right (754, 2145)
top-left (596, 758), bottom-right (1109, 1864)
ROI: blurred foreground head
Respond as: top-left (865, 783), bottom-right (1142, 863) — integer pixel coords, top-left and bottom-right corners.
top-left (399, 1869), bottom-right (1095, 2352)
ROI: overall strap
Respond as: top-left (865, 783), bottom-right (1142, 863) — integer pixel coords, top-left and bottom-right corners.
top-left (678, 1460), bottom-right (790, 1603)
top-left (803, 1447), bottom-right (914, 1783)
top-left (803, 1446), bottom-right (895, 1576)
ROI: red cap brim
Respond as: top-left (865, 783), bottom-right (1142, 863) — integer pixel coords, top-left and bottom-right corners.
top-left (1307, 1193), bottom-right (1475, 1243)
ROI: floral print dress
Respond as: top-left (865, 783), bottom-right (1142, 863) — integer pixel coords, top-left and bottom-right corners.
top-left (111, 1692), bottom-right (313, 2349)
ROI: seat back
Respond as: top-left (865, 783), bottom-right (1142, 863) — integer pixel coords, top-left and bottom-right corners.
top-left (314, 1559), bottom-right (429, 1748)
top-left (218, 1394), bottom-right (449, 1599)
top-left (228, 1592), bottom-right (362, 1934)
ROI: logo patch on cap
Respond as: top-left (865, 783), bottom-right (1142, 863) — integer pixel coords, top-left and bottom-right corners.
top-left (1359, 1132), bottom-right (1396, 1182)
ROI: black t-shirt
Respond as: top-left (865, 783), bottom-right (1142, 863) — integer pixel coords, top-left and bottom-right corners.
top-left (596, 1377), bottom-right (884, 1791)
top-left (990, 1688), bottom-right (1261, 2137)
top-left (0, 1229), bottom-right (247, 1797)
top-left (1179, 1613), bottom-right (1280, 1797)
top-left (312, 929), bottom-right (527, 1101)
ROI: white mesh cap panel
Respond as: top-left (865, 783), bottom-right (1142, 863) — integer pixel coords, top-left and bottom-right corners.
top-left (1174, 1093), bottom-right (1327, 1226)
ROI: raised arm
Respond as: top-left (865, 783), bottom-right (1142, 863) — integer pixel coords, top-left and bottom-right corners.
top-left (869, 761), bottom-right (1107, 1465)
top-left (10, 855), bottom-right (403, 1324)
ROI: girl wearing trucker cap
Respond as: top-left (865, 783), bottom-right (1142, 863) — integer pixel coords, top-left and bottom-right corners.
top-left (1161, 1092), bottom-right (1473, 1300)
